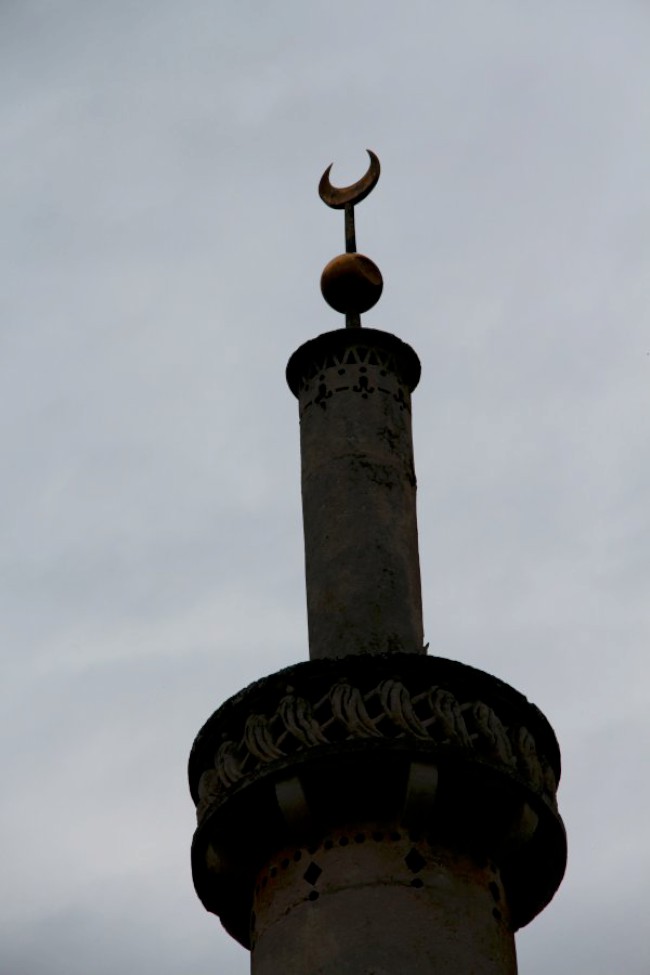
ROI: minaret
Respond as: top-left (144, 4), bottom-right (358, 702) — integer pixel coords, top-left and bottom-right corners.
top-left (188, 152), bottom-right (566, 974)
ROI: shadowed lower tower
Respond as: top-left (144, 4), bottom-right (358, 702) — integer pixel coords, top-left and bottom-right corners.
top-left (188, 151), bottom-right (566, 973)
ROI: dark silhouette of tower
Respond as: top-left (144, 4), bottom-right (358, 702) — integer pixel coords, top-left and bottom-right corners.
top-left (188, 152), bottom-right (566, 974)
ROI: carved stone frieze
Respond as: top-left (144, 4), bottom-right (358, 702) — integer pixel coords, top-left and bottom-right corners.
top-left (298, 356), bottom-right (412, 419)
top-left (190, 653), bottom-right (561, 823)
top-left (286, 327), bottom-right (421, 419)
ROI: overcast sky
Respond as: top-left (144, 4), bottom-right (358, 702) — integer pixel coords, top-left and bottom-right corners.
top-left (1, 2), bottom-right (649, 973)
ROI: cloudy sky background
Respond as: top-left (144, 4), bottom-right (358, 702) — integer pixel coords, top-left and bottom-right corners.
top-left (2, 1), bottom-right (649, 972)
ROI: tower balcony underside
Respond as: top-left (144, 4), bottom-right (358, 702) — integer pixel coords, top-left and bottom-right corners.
top-left (189, 653), bottom-right (566, 949)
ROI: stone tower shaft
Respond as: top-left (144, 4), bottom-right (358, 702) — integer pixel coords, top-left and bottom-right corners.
top-left (188, 152), bottom-right (566, 974)
top-left (287, 327), bottom-right (423, 660)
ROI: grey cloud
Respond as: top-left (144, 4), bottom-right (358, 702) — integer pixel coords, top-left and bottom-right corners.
top-left (2, 1), bottom-right (649, 972)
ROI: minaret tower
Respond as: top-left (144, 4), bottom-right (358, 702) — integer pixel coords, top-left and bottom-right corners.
top-left (189, 152), bottom-right (566, 974)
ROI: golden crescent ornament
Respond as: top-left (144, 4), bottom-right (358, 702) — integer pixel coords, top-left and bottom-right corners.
top-left (318, 149), bottom-right (381, 209)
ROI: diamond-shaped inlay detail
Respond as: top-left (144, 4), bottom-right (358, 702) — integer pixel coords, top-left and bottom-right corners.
top-left (303, 861), bottom-right (323, 886)
top-left (404, 848), bottom-right (427, 874)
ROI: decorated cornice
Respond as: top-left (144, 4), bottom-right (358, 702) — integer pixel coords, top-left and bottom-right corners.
top-left (189, 653), bottom-right (566, 944)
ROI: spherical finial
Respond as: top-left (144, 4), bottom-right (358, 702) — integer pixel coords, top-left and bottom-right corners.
top-left (320, 253), bottom-right (383, 316)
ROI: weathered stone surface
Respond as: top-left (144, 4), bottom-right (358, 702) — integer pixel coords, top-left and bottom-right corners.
top-left (252, 830), bottom-right (518, 975)
top-left (286, 328), bottom-right (424, 659)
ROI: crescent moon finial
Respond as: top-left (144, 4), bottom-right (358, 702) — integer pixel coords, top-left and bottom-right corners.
top-left (319, 149), bottom-right (381, 210)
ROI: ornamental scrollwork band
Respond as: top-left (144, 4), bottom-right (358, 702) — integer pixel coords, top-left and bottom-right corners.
top-left (195, 674), bottom-right (558, 823)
